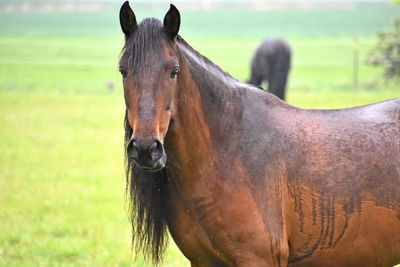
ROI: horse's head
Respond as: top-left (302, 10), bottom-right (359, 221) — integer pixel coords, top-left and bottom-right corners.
top-left (119, 1), bottom-right (181, 171)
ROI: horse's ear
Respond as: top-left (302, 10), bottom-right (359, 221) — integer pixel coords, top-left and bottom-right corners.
top-left (163, 4), bottom-right (180, 39)
top-left (119, 1), bottom-right (137, 38)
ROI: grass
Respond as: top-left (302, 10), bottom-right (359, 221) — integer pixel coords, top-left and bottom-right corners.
top-left (0, 36), bottom-right (122, 93)
top-left (0, 93), bottom-right (128, 265)
top-left (0, 2), bottom-right (400, 266)
top-left (0, 92), bottom-right (189, 266)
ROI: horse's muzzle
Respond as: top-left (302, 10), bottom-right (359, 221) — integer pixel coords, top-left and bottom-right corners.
top-left (127, 138), bottom-right (166, 171)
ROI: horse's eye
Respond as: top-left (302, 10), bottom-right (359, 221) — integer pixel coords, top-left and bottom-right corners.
top-left (170, 67), bottom-right (180, 79)
top-left (119, 67), bottom-right (127, 78)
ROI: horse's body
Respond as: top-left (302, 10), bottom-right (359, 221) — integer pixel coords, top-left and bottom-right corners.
top-left (166, 91), bottom-right (400, 266)
top-left (249, 38), bottom-right (291, 100)
top-left (118, 2), bottom-right (400, 266)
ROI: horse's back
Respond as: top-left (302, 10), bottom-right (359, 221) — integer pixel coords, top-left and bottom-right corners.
top-left (307, 97), bottom-right (400, 163)
top-left (353, 97), bottom-right (400, 125)
top-left (280, 97), bottom-right (400, 266)
top-left (290, 97), bottom-right (400, 195)
top-left (315, 97), bottom-right (400, 123)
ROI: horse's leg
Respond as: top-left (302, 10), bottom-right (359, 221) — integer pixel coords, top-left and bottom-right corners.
top-left (268, 55), bottom-right (290, 100)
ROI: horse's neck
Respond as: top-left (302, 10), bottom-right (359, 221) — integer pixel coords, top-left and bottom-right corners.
top-left (178, 42), bottom-right (241, 93)
top-left (165, 43), bottom-right (242, 193)
top-left (177, 41), bottom-right (245, 126)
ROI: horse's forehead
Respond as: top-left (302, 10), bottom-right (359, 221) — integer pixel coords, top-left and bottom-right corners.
top-left (124, 40), bottom-right (176, 68)
top-left (121, 20), bottom-right (167, 68)
top-left (140, 41), bottom-right (176, 62)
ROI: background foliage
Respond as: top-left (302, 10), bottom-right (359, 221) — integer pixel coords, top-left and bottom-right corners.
top-left (368, 18), bottom-right (400, 80)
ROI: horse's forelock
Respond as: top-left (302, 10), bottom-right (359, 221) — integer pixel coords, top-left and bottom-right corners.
top-left (120, 18), bottom-right (172, 74)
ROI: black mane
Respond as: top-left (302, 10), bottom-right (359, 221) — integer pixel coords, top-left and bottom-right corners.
top-left (176, 35), bottom-right (239, 82)
top-left (124, 111), bottom-right (169, 264)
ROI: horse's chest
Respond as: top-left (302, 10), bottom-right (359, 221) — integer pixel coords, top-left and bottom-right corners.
top-left (166, 197), bottom-right (232, 266)
top-left (166, 183), bottom-right (280, 266)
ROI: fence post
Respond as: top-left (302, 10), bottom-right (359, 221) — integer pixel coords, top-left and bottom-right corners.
top-left (353, 38), bottom-right (359, 90)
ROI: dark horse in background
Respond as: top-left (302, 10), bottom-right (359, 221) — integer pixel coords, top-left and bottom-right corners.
top-left (119, 2), bottom-right (400, 266)
top-left (249, 38), bottom-right (291, 101)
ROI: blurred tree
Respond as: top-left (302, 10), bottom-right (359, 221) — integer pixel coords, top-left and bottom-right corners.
top-left (368, 18), bottom-right (400, 80)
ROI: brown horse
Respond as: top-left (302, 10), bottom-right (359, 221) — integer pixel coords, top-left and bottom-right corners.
top-left (249, 38), bottom-right (291, 101)
top-left (119, 2), bottom-right (400, 266)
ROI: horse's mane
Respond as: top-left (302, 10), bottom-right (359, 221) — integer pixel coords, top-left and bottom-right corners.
top-left (176, 35), bottom-right (240, 82)
top-left (124, 111), bottom-right (169, 264)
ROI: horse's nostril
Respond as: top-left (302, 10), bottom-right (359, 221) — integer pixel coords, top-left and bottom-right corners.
top-left (149, 139), bottom-right (163, 162)
top-left (127, 139), bottom-right (140, 160)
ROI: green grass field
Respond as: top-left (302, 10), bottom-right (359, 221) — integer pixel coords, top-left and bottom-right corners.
top-left (1, 2), bottom-right (400, 266)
